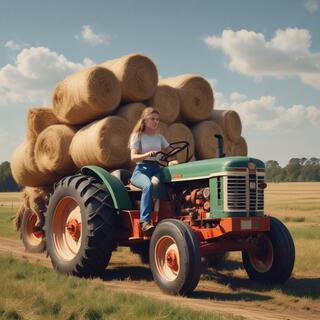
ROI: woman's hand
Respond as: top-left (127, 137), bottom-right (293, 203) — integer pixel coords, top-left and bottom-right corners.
top-left (168, 160), bottom-right (179, 166)
top-left (146, 150), bottom-right (158, 157)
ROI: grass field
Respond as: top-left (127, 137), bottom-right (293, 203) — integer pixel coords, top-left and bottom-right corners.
top-left (0, 256), bottom-right (239, 320)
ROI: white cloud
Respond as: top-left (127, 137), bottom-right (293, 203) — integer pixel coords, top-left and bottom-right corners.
top-left (0, 46), bottom-right (93, 106)
top-left (204, 28), bottom-right (320, 90)
top-left (76, 25), bottom-right (107, 46)
top-left (304, 0), bottom-right (319, 13)
top-left (213, 89), bottom-right (320, 130)
top-left (5, 40), bottom-right (23, 51)
top-left (230, 91), bottom-right (247, 102)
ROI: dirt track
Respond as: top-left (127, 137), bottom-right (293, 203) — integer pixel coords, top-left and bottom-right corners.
top-left (0, 236), bottom-right (319, 320)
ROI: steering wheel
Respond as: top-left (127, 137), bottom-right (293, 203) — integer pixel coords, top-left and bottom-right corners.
top-left (154, 141), bottom-right (191, 166)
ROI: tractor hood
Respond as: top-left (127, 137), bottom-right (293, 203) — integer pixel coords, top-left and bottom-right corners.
top-left (160, 156), bottom-right (265, 182)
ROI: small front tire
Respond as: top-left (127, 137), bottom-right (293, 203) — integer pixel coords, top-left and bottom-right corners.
top-left (149, 219), bottom-right (201, 295)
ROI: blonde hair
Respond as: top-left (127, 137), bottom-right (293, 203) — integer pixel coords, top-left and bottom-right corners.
top-left (128, 107), bottom-right (160, 146)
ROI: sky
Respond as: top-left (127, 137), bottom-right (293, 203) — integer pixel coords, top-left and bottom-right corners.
top-left (0, 0), bottom-right (319, 166)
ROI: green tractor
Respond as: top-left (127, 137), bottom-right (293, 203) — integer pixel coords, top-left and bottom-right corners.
top-left (42, 136), bottom-right (295, 295)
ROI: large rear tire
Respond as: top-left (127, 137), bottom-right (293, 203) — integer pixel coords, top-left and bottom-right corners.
top-left (242, 216), bottom-right (295, 284)
top-left (44, 174), bottom-right (117, 277)
top-left (149, 219), bottom-right (201, 295)
top-left (21, 209), bottom-right (45, 253)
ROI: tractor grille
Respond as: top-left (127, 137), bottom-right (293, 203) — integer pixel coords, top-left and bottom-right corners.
top-left (226, 174), bottom-right (264, 211)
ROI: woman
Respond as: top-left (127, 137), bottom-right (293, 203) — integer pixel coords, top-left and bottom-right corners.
top-left (129, 107), bottom-right (177, 232)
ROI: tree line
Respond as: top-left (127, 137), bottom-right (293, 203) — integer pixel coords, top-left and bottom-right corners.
top-left (0, 158), bottom-right (319, 192)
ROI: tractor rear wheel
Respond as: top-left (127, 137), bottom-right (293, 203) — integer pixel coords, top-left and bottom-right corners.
top-left (44, 174), bottom-right (117, 277)
top-left (21, 209), bottom-right (45, 253)
top-left (149, 219), bottom-right (201, 295)
top-left (242, 216), bottom-right (295, 284)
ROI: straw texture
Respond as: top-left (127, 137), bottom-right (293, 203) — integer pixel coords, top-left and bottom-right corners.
top-left (101, 54), bottom-right (158, 102)
top-left (11, 142), bottom-right (59, 187)
top-left (116, 102), bottom-right (146, 129)
top-left (231, 136), bottom-right (248, 156)
top-left (192, 120), bottom-right (222, 159)
top-left (146, 84), bottom-right (180, 124)
top-left (27, 107), bottom-right (60, 142)
top-left (70, 116), bottom-right (131, 169)
top-left (167, 123), bottom-right (195, 163)
top-left (157, 121), bottom-right (168, 138)
top-left (52, 66), bottom-right (121, 125)
top-left (35, 125), bottom-right (78, 175)
top-left (161, 74), bottom-right (214, 122)
top-left (211, 109), bottom-right (242, 143)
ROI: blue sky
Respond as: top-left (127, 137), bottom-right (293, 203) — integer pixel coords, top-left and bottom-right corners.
top-left (0, 0), bottom-right (319, 166)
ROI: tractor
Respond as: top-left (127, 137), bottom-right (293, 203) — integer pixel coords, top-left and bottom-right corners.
top-left (22, 135), bottom-right (295, 295)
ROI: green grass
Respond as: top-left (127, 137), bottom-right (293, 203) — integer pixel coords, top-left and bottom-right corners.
top-left (0, 208), bottom-right (19, 239)
top-left (0, 256), bottom-right (240, 320)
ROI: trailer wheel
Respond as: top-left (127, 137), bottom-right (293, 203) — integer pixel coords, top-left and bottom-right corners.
top-left (149, 219), bottom-right (201, 295)
top-left (242, 216), bottom-right (295, 284)
top-left (44, 174), bottom-right (117, 277)
top-left (21, 209), bottom-right (45, 253)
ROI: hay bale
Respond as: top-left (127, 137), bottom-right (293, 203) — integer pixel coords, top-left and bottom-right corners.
top-left (157, 121), bottom-right (168, 138)
top-left (146, 84), bottom-right (180, 124)
top-left (211, 109), bottom-right (242, 143)
top-left (101, 53), bottom-right (158, 102)
top-left (35, 125), bottom-right (78, 176)
top-left (52, 66), bottom-right (121, 125)
top-left (191, 120), bottom-right (222, 159)
top-left (27, 107), bottom-right (60, 142)
top-left (167, 123), bottom-right (195, 163)
top-left (70, 116), bottom-right (131, 169)
top-left (161, 74), bottom-right (214, 122)
top-left (11, 142), bottom-right (59, 187)
top-left (230, 136), bottom-right (248, 156)
top-left (116, 102), bottom-right (146, 129)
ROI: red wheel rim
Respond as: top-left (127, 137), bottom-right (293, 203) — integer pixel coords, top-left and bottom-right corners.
top-left (155, 235), bottom-right (180, 281)
top-left (248, 234), bottom-right (274, 273)
top-left (25, 211), bottom-right (44, 245)
top-left (52, 197), bottom-right (82, 261)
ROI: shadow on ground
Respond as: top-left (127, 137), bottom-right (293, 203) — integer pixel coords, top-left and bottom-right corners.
top-left (205, 268), bottom-right (320, 299)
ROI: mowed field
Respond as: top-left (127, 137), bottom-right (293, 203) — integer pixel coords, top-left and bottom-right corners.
top-left (0, 183), bottom-right (319, 320)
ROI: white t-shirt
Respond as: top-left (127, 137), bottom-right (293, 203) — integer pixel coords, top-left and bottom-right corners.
top-left (130, 133), bottom-right (169, 161)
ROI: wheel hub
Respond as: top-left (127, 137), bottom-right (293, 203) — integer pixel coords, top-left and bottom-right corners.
top-left (66, 219), bottom-right (81, 242)
top-left (166, 250), bottom-right (178, 272)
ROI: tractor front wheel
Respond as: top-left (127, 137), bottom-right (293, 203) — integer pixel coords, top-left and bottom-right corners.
top-left (45, 174), bottom-right (117, 277)
top-left (242, 216), bottom-right (295, 284)
top-left (149, 219), bottom-right (201, 295)
top-left (21, 209), bottom-right (45, 253)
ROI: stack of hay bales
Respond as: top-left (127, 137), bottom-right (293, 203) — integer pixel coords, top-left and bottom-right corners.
top-left (11, 53), bottom-right (248, 193)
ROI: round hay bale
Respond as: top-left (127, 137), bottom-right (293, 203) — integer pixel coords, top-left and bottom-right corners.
top-left (52, 66), bottom-right (121, 125)
top-left (24, 186), bottom-right (52, 221)
top-left (146, 84), bottom-right (180, 124)
top-left (157, 121), bottom-right (168, 138)
top-left (101, 53), bottom-right (158, 102)
top-left (160, 74), bottom-right (214, 122)
top-left (70, 116), bottom-right (131, 169)
top-left (211, 109), bottom-right (242, 143)
top-left (27, 107), bottom-right (60, 142)
top-left (191, 120), bottom-right (222, 159)
top-left (35, 125), bottom-right (78, 176)
top-left (231, 136), bottom-right (248, 156)
top-left (116, 102), bottom-right (146, 129)
top-left (223, 137), bottom-right (233, 156)
top-left (167, 123), bottom-right (195, 163)
top-left (11, 142), bottom-right (59, 187)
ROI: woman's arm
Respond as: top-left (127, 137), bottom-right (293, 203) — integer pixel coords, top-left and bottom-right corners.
top-left (162, 146), bottom-right (179, 165)
top-left (130, 149), bottom-right (158, 163)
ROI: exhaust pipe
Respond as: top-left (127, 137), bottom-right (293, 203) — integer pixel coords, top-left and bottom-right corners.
top-left (214, 134), bottom-right (225, 158)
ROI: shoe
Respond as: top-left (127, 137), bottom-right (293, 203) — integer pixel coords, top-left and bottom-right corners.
top-left (140, 221), bottom-right (155, 232)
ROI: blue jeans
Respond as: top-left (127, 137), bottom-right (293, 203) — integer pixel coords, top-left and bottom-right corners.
top-left (131, 163), bottom-right (161, 223)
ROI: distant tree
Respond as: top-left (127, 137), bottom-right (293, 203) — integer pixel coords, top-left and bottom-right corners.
top-left (0, 161), bottom-right (21, 192)
top-left (265, 157), bottom-right (320, 182)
